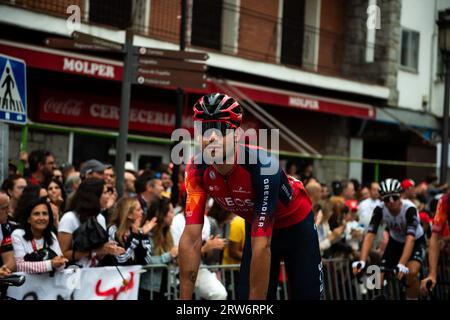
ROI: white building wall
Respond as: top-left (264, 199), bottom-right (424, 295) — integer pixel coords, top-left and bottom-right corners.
top-left (430, 0), bottom-right (450, 118)
top-left (397, 0), bottom-right (435, 112)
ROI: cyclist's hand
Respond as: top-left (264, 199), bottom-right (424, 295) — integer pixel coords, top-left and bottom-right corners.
top-left (0, 265), bottom-right (11, 277)
top-left (396, 263), bottom-right (409, 280)
top-left (420, 275), bottom-right (437, 296)
top-left (51, 256), bottom-right (68, 269)
top-left (352, 260), bottom-right (365, 275)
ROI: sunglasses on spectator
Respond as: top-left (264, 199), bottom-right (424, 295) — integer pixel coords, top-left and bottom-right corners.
top-left (382, 195), bottom-right (400, 203)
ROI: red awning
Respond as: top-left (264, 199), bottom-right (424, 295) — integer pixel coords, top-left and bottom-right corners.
top-left (0, 39), bottom-right (123, 81)
top-left (0, 40), bottom-right (375, 119)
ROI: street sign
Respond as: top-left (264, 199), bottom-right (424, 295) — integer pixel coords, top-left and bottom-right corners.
top-left (138, 57), bottom-right (207, 72)
top-left (135, 65), bottom-right (207, 89)
top-left (136, 47), bottom-right (208, 61)
top-left (135, 66), bottom-right (206, 89)
top-left (0, 54), bottom-right (27, 124)
top-left (45, 38), bottom-right (118, 52)
top-left (137, 67), bottom-right (206, 81)
top-left (72, 31), bottom-right (124, 52)
top-left (0, 122), bottom-right (8, 183)
top-left (135, 76), bottom-right (207, 90)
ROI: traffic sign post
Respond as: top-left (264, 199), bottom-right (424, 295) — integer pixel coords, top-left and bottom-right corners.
top-left (42, 18), bottom-right (209, 202)
top-left (0, 123), bottom-right (8, 183)
top-left (0, 53), bottom-right (27, 182)
top-left (45, 38), bottom-right (118, 52)
top-left (72, 31), bottom-right (124, 52)
top-left (138, 57), bottom-right (207, 72)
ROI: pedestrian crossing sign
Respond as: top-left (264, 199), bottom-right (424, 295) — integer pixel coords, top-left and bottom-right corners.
top-left (0, 54), bottom-right (27, 124)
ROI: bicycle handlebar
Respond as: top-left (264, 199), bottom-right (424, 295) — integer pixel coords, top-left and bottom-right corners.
top-left (0, 274), bottom-right (25, 287)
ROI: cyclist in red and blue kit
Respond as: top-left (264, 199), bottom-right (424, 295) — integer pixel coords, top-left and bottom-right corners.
top-left (179, 93), bottom-right (323, 300)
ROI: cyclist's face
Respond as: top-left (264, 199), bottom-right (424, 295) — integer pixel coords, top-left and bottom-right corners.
top-left (28, 204), bottom-right (49, 233)
top-left (201, 127), bottom-right (235, 162)
top-left (384, 196), bottom-right (402, 214)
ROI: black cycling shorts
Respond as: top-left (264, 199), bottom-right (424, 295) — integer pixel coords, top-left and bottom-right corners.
top-left (239, 211), bottom-right (324, 300)
top-left (381, 235), bottom-right (426, 268)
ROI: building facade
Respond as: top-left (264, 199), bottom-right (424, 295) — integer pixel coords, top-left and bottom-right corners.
top-left (0, 0), bottom-right (446, 184)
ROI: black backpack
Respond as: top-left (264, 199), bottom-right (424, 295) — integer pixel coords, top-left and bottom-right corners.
top-left (72, 215), bottom-right (108, 252)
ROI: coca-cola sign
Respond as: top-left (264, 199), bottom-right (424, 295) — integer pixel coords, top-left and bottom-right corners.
top-left (39, 90), bottom-right (193, 134)
top-left (43, 98), bottom-right (83, 116)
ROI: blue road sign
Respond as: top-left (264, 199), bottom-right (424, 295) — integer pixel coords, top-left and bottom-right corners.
top-left (0, 53), bottom-right (27, 124)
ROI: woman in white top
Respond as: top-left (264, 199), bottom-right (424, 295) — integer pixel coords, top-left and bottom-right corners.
top-left (12, 197), bottom-right (67, 274)
top-left (58, 178), bottom-right (124, 268)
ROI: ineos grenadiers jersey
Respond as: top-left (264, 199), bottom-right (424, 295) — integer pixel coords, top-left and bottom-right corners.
top-left (432, 194), bottom-right (449, 235)
top-left (367, 199), bottom-right (424, 242)
top-left (185, 145), bottom-right (312, 237)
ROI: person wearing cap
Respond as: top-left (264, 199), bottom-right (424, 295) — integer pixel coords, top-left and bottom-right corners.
top-left (343, 200), bottom-right (364, 253)
top-left (401, 179), bottom-right (416, 202)
top-left (80, 159), bottom-right (106, 180)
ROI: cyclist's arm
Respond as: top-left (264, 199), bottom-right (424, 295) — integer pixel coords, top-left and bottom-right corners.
top-left (248, 152), bottom-right (282, 299)
top-left (427, 197), bottom-right (447, 277)
top-left (427, 232), bottom-right (441, 278)
top-left (398, 235), bottom-right (415, 266)
top-left (399, 207), bottom-right (420, 265)
top-left (249, 235), bottom-right (271, 299)
top-left (179, 163), bottom-right (207, 300)
top-left (179, 224), bottom-right (202, 300)
top-left (360, 206), bottom-right (383, 262)
top-left (360, 232), bottom-right (376, 262)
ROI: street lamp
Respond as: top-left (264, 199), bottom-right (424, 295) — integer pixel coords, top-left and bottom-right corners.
top-left (437, 9), bottom-right (450, 184)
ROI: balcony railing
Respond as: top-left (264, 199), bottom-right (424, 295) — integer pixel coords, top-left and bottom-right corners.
top-left (0, 0), bottom-right (387, 85)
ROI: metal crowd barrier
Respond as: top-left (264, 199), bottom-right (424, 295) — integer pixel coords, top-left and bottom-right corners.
top-left (140, 250), bottom-right (450, 300)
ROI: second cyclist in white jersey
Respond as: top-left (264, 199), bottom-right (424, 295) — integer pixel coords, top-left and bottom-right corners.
top-left (352, 178), bottom-right (425, 300)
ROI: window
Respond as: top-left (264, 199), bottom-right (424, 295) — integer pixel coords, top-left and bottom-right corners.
top-left (191, 0), bottom-right (223, 50)
top-left (400, 29), bottom-right (420, 71)
top-left (437, 50), bottom-right (446, 80)
top-left (280, 0), bottom-right (306, 67)
top-left (89, 0), bottom-right (132, 29)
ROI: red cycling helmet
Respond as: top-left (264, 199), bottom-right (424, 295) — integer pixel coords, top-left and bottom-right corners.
top-left (193, 93), bottom-right (243, 128)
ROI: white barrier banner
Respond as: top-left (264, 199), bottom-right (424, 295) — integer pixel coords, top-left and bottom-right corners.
top-left (7, 265), bottom-right (142, 300)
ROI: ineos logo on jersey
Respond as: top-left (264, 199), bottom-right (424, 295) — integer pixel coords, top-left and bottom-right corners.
top-left (216, 197), bottom-right (254, 208)
top-left (209, 171), bottom-right (216, 180)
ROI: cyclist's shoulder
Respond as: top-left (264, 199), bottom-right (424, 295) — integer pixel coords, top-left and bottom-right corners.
top-left (237, 144), bottom-right (281, 173)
